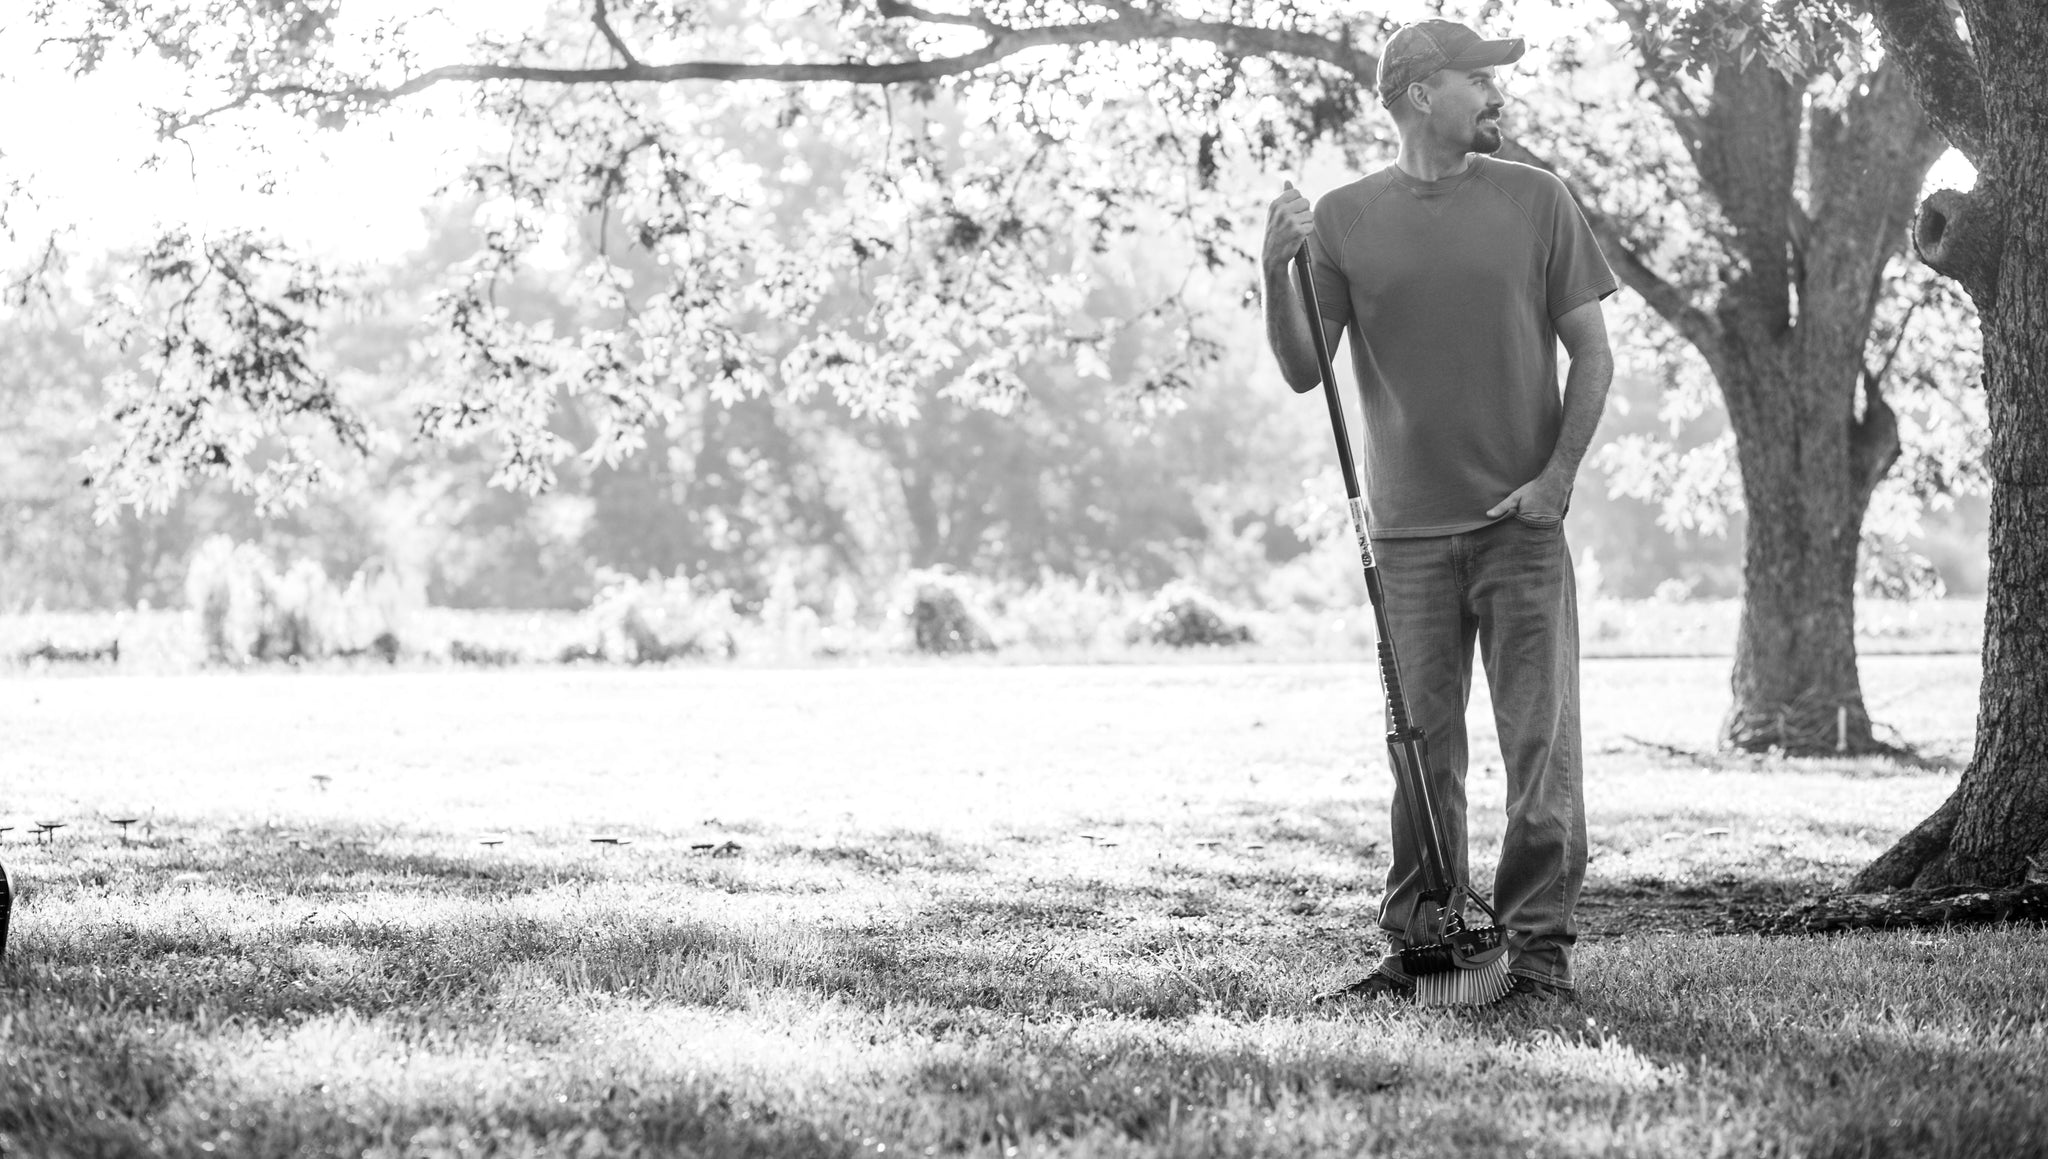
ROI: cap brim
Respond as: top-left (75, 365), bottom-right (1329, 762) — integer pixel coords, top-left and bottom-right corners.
top-left (1444, 37), bottom-right (1526, 69)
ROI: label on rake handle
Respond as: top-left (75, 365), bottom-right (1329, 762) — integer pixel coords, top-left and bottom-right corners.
top-left (1347, 497), bottom-right (1376, 569)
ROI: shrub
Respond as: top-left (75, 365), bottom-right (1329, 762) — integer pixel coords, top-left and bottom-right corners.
top-left (255, 558), bottom-right (337, 662)
top-left (1002, 572), bottom-right (1129, 651)
top-left (449, 640), bottom-right (521, 666)
top-left (1125, 583), bottom-right (1253, 648)
top-left (588, 571), bottom-right (740, 663)
top-left (185, 536), bottom-right (274, 664)
top-left (185, 539), bottom-right (418, 665)
top-left (759, 564), bottom-right (825, 659)
top-left (335, 559), bottom-right (421, 661)
top-left (901, 570), bottom-right (996, 656)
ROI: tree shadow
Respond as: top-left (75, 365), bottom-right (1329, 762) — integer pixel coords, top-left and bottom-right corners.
top-left (8, 815), bottom-right (2044, 1159)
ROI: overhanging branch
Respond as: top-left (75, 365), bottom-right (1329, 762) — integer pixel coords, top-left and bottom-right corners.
top-left (591, 0), bottom-right (641, 67)
top-left (1868, 0), bottom-right (1987, 165)
top-left (207, 8), bottom-right (1375, 123)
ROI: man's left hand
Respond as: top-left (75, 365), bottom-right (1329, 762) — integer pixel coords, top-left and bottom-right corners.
top-left (1486, 471), bottom-right (1572, 521)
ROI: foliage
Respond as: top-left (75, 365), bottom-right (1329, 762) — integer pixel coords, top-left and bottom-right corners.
top-left (584, 568), bottom-right (742, 663)
top-left (82, 230), bottom-right (369, 519)
top-left (899, 568), bottom-right (997, 655)
top-left (3, 0), bottom-right (1995, 652)
top-left (999, 571), bottom-right (1130, 651)
top-left (1124, 581), bottom-right (1253, 648)
top-left (1592, 252), bottom-right (1988, 599)
top-left (183, 534), bottom-right (413, 663)
top-left (185, 535), bottom-right (271, 663)
top-left (17, 0), bottom-right (1381, 509)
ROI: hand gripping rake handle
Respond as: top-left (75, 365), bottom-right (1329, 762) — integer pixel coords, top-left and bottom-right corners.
top-left (1290, 242), bottom-right (1459, 907)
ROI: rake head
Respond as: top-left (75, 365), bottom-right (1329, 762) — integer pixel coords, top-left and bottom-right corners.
top-left (1400, 924), bottom-right (1510, 1008)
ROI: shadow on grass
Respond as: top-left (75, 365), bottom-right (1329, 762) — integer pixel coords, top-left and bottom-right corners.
top-left (1588, 984), bottom-right (2048, 1159)
top-left (6, 819), bottom-right (2042, 1159)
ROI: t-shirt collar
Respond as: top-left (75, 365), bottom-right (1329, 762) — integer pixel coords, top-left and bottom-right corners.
top-left (1388, 155), bottom-right (1487, 195)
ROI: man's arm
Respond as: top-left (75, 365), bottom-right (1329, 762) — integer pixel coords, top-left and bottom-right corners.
top-left (1263, 182), bottom-right (1326, 394)
top-left (1484, 298), bottom-right (1614, 520)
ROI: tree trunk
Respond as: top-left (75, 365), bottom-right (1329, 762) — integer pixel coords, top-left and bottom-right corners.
top-left (1719, 353), bottom-right (1896, 754)
top-left (1857, 0), bottom-right (2048, 890)
top-left (1622, 56), bottom-right (1943, 756)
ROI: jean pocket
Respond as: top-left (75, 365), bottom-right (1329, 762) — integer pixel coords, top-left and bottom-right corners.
top-left (1512, 511), bottom-right (1564, 529)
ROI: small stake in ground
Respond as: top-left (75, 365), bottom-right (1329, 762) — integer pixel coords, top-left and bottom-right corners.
top-left (109, 818), bottom-right (139, 844)
top-left (33, 823), bottom-right (64, 846)
top-left (0, 826), bottom-right (12, 844)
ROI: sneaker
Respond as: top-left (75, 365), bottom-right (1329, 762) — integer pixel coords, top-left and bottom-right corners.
top-left (1497, 974), bottom-right (1577, 1006)
top-left (1315, 969), bottom-right (1414, 1004)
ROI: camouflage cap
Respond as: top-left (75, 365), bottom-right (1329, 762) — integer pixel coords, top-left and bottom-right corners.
top-left (1377, 19), bottom-right (1526, 108)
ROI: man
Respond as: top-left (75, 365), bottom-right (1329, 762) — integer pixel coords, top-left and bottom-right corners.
top-left (1262, 19), bottom-right (1616, 1003)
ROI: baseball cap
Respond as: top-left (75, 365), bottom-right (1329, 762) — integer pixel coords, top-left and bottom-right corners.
top-left (1377, 19), bottom-right (1526, 108)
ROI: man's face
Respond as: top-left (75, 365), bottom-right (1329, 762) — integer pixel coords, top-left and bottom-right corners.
top-left (1423, 67), bottom-right (1506, 154)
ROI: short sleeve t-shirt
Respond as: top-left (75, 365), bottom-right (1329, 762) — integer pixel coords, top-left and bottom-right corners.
top-left (1307, 156), bottom-right (1616, 537)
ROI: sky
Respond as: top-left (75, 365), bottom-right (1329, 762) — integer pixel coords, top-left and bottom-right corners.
top-left (0, 1), bottom-right (543, 264)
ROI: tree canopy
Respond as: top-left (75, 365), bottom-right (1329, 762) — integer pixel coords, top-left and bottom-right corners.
top-left (2, 0), bottom-right (1994, 753)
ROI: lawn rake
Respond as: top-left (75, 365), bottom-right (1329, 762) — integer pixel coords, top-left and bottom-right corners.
top-left (1293, 242), bottom-right (1511, 1008)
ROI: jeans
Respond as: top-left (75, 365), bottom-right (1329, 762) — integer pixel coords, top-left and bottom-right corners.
top-left (1369, 515), bottom-right (1586, 990)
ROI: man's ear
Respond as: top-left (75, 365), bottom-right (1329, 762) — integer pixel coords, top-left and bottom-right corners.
top-left (1404, 82), bottom-right (1431, 115)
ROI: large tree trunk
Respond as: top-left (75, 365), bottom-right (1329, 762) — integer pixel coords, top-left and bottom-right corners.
top-left (1721, 359), bottom-right (1896, 753)
top-left (1694, 61), bottom-right (1941, 755)
top-left (1858, 0), bottom-right (2048, 890)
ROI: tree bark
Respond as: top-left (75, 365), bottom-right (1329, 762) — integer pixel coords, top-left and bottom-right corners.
top-left (1860, 0), bottom-right (2048, 890)
top-left (1702, 60), bottom-right (1944, 754)
top-left (1718, 353), bottom-right (1897, 753)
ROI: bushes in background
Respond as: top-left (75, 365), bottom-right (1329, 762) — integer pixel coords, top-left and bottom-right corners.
top-left (180, 536), bottom-right (1270, 665)
top-left (901, 570), bottom-right (997, 656)
top-left (185, 537), bottom-right (417, 664)
top-left (583, 570), bottom-right (741, 664)
top-left (1125, 583), bottom-right (1254, 648)
top-left (1003, 572), bottom-right (1127, 651)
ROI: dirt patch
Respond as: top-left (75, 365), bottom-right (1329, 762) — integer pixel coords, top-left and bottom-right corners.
top-left (1576, 876), bottom-right (1815, 937)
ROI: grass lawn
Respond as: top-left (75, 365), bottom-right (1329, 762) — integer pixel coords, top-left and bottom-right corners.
top-left (3, 653), bottom-right (2041, 1158)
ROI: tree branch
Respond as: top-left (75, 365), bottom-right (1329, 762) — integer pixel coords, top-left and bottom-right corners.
top-left (196, 9), bottom-right (1374, 123)
top-left (876, 0), bottom-right (1000, 33)
top-left (590, 0), bottom-right (641, 67)
top-left (1605, 0), bottom-right (1713, 174)
top-left (1867, 0), bottom-right (1987, 165)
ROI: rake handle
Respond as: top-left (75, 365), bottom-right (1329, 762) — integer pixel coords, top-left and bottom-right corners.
top-left (1290, 242), bottom-right (1415, 737)
top-left (1291, 241), bottom-right (1460, 904)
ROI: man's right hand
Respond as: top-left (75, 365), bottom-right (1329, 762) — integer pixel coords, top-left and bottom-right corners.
top-left (1264, 181), bottom-right (1314, 274)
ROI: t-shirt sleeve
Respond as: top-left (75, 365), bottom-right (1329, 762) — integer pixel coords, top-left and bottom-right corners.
top-left (1545, 180), bottom-right (1618, 321)
top-left (1307, 204), bottom-right (1352, 343)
